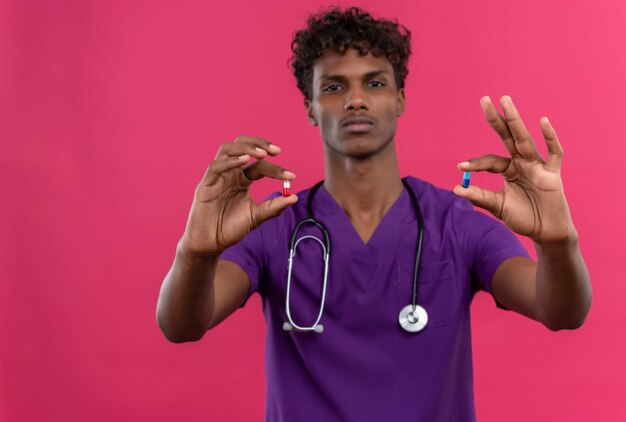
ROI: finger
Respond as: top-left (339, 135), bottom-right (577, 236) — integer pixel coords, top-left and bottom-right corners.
top-left (453, 185), bottom-right (503, 217)
top-left (499, 96), bottom-right (544, 162)
top-left (242, 160), bottom-right (296, 183)
top-left (457, 154), bottom-right (511, 174)
top-left (203, 154), bottom-right (251, 185)
top-left (540, 116), bottom-right (563, 170)
top-left (480, 96), bottom-right (518, 157)
top-left (215, 141), bottom-right (274, 161)
top-left (233, 136), bottom-right (281, 156)
top-left (250, 194), bottom-right (299, 228)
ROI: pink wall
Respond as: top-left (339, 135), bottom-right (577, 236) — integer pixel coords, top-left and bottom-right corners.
top-left (1, 0), bottom-right (624, 420)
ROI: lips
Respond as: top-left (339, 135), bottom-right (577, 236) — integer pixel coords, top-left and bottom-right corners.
top-left (341, 116), bottom-right (375, 133)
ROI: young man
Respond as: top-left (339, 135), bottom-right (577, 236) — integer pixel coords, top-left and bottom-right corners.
top-left (157, 7), bottom-right (591, 421)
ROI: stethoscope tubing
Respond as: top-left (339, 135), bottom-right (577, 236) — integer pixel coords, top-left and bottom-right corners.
top-left (283, 178), bottom-right (426, 333)
top-left (404, 179), bottom-right (425, 313)
top-left (285, 233), bottom-right (329, 332)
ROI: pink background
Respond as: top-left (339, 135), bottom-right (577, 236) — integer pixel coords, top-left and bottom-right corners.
top-left (1, 0), bottom-right (624, 420)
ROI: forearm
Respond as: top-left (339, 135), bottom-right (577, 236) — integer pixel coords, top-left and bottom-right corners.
top-left (534, 235), bottom-right (592, 331)
top-left (156, 240), bottom-right (219, 342)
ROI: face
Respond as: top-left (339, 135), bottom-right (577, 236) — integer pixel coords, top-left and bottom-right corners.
top-left (305, 48), bottom-right (406, 160)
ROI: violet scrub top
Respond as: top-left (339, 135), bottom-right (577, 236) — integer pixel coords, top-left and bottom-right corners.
top-left (221, 176), bottom-right (530, 422)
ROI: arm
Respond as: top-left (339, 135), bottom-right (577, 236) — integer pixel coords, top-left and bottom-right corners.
top-left (492, 241), bottom-right (591, 331)
top-left (454, 96), bottom-right (592, 331)
top-left (157, 248), bottom-right (250, 343)
top-left (156, 137), bottom-right (297, 343)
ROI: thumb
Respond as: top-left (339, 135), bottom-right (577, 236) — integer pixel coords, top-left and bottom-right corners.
top-left (251, 195), bottom-right (299, 228)
top-left (453, 185), bottom-right (502, 217)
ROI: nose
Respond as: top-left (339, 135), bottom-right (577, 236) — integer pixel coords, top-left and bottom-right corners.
top-left (344, 85), bottom-right (369, 111)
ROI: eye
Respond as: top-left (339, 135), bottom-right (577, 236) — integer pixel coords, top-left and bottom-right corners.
top-left (322, 83), bottom-right (342, 92)
top-left (368, 80), bottom-right (385, 88)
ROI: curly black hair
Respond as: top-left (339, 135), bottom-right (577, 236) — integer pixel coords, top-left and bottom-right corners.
top-left (290, 7), bottom-right (412, 101)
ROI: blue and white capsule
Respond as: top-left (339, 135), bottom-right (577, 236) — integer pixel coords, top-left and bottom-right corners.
top-left (462, 171), bottom-right (471, 188)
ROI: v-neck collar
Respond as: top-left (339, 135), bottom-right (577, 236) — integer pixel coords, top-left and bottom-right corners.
top-left (313, 183), bottom-right (415, 287)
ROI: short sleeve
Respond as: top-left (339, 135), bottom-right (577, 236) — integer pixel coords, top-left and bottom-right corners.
top-left (220, 224), bottom-right (265, 307)
top-left (452, 198), bottom-right (530, 309)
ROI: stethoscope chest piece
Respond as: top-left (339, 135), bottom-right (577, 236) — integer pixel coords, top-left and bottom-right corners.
top-left (399, 304), bottom-right (428, 333)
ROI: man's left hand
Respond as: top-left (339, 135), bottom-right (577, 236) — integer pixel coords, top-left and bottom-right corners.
top-left (453, 95), bottom-right (577, 244)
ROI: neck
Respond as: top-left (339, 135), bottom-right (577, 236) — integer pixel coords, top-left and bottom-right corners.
top-left (323, 142), bottom-right (403, 221)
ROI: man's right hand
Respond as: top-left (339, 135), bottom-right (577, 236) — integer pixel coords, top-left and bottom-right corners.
top-left (180, 136), bottom-right (298, 259)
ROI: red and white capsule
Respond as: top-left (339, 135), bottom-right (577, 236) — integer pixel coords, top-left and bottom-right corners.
top-left (283, 180), bottom-right (291, 197)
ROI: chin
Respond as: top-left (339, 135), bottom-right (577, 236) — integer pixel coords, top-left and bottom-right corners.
top-left (335, 144), bottom-right (387, 160)
top-left (324, 131), bottom-right (394, 160)
top-left (348, 139), bottom-right (395, 159)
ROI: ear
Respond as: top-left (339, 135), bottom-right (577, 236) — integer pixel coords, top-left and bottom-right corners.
top-left (305, 99), bottom-right (317, 126)
top-left (396, 88), bottom-right (406, 117)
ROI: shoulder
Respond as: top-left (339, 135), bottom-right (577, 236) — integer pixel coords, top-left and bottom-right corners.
top-left (403, 176), bottom-right (506, 240)
top-left (404, 176), bottom-right (473, 215)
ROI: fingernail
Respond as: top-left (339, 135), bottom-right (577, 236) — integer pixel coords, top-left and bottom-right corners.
top-left (238, 154), bottom-right (250, 160)
top-left (269, 144), bottom-right (281, 152)
top-left (480, 96), bottom-right (491, 105)
top-left (283, 171), bottom-right (295, 178)
top-left (457, 161), bottom-right (470, 169)
top-left (255, 147), bottom-right (266, 154)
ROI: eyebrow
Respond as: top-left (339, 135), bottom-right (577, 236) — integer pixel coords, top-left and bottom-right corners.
top-left (319, 69), bottom-right (389, 82)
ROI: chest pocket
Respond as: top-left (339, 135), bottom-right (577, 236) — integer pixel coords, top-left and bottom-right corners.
top-left (397, 260), bottom-right (459, 328)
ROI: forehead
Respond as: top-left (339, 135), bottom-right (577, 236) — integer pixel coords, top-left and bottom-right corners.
top-left (312, 48), bottom-right (394, 80)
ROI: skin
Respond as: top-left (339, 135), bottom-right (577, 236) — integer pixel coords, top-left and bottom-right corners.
top-left (305, 48), bottom-right (407, 242)
top-left (156, 48), bottom-right (591, 342)
top-left (156, 138), bottom-right (298, 341)
top-left (453, 96), bottom-right (592, 329)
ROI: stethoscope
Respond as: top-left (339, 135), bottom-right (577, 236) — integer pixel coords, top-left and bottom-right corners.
top-left (282, 178), bottom-right (428, 334)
